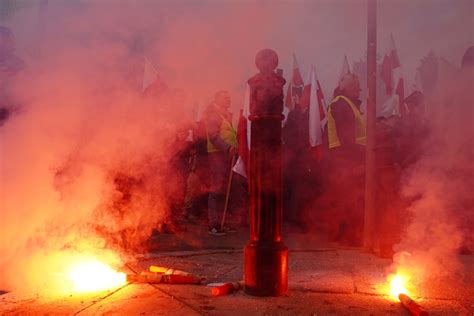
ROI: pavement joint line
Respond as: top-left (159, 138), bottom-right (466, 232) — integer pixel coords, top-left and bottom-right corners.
top-left (0, 297), bottom-right (36, 304)
top-left (125, 262), bottom-right (204, 315)
top-left (215, 265), bottom-right (239, 279)
top-left (0, 297), bottom-right (38, 313)
top-left (73, 282), bottom-right (133, 315)
top-left (295, 288), bottom-right (356, 295)
top-left (148, 283), bottom-right (203, 315)
top-left (138, 247), bottom-right (339, 262)
top-left (138, 249), bottom-right (242, 261)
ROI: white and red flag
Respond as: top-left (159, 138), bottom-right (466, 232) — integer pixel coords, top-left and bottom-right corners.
top-left (233, 84), bottom-right (251, 178)
top-left (300, 66), bottom-right (327, 161)
top-left (380, 33), bottom-right (405, 116)
top-left (142, 56), bottom-right (168, 96)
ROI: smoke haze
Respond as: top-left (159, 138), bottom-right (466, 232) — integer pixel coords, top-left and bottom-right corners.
top-left (391, 66), bottom-right (473, 288)
top-left (0, 0), bottom-right (472, 294)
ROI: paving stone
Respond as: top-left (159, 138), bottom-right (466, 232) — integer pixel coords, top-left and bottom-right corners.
top-left (1, 235), bottom-right (472, 315)
top-left (0, 284), bottom-right (130, 315)
top-left (80, 283), bottom-right (199, 315)
top-left (291, 270), bottom-right (354, 294)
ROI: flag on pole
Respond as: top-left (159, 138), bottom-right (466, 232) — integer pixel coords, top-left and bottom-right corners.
top-left (306, 66), bottom-right (326, 161)
top-left (378, 94), bottom-right (400, 118)
top-left (243, 83), bottom-right (251, 148)
top-left (379, 33), bottom-right (406, 116)
top-left (396, 77), bottom-right (406, 115)
top-left (285, 53), bottom-right (305, 111)
top-left (338, 55), bottom-right (351, 83)
top-left (380, 34), bottom-right (400, 95)
top-left (233, 84), bottom-right (251, 178)
top-left (316, 79), bottom-right (328, 128)
top-left (380, 54), bottom-right (393, 94)
top-left (142, 57), bottom-right (159, 92)
top-left (381, 33), bottom-right (402, 95)
top-left (389, 33), bottom-right (401, 68)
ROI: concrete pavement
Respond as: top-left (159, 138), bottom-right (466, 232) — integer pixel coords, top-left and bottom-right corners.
top-left (1, 224), bottom-right (473, 315)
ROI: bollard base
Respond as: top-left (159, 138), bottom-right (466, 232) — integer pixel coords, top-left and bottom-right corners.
top-left (244, 240), bottom-right (288, 296)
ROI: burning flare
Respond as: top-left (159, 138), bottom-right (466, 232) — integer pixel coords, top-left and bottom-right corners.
top-left (67, 258), bottom-right (126, 293)
top-left (388, 272), bottom-right (410, 300)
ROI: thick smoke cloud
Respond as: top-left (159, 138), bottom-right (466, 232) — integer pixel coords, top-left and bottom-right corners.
top-left (391, 65), bottom-right (473, 287)
top-left (0, 0), bottom-right (472, 295)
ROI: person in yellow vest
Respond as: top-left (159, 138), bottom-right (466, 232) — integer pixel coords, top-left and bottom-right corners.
top-left (204, 90), bottom-right (238, 236)
top-left (326, 73), bottom-right (366, 246)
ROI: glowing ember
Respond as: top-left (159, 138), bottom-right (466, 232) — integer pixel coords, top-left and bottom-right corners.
top-left (68, 259), bottom-right (126, 293)
top-left (388, 273), bottom-right (410, 300)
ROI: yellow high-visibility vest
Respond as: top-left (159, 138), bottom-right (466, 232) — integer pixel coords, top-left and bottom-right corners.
top-left (207, 115), bottom-right (237, 153)
top-left (327, 95), bottom-right (366, 149)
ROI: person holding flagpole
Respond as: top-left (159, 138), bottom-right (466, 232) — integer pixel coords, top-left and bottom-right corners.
top-left (204, 90), bottom-right (238, 236)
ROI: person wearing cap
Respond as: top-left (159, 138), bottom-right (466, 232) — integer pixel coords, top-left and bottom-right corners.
top-left (203, 90), bottom-right (238, 236)
top-left (326, 73), bottom-right (366, 246)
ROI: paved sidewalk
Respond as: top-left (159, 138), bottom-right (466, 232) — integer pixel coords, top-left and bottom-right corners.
top-left (1, 226), bottom-right (473, 315)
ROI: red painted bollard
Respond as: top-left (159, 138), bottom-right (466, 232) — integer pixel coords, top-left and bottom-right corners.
top-left (244, 49), bottom-right (288, 296)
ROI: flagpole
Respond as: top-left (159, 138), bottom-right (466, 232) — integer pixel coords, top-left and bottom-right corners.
top-left (364, 0), bottom-right (377, 251)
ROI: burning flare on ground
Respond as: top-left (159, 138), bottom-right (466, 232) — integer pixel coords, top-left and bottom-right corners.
top-left (388, 271), bottom-right (429, 316)
top-left (67, 257), bottom-right (126, 293)
top-left (387, 272), bottom-right (411, 301)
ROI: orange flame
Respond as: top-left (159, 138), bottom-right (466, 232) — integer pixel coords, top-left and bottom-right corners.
top-left (388, 272), bottom-right (410, 301)
top-left (67, 258), bottom-right (126, 293)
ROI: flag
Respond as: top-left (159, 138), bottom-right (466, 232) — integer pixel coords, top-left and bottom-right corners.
top-left (380, 33), bottom-right (402, 95)
top-left (308, 66), bottom-right (326, 161)
top-left (377, 94), bottom-right (400, 118)
top-left (233, 110), bottom-right (248, 178)
top-left (380, 54), bottom-right (393, 94)
top-left (389, 33), bottom-right (401, 68)
top-left (142, 57), bottom-right (159, 92)
top-left (379, 33), bottom-right (406, 117)
top-left (338, 55), bottom-right (351, 83)
top-left (243, 83), bottom-right (251, 148)
top-left (396, 78), bottom-right (406, 115)
top-left (291, 53), bottom-right (305, 86)
top-left (316, 79), bottom-right (328, 127)
top-left (194, 101), bottom-right (203, 122)
top-left (233, 84), bottom-right (251, 178)
top-left (285, 53), bottom-right (305, 111)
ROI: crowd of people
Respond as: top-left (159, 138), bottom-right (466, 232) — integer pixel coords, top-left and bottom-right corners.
top-left (2, 23), bottom-right (471, 253)
top-left (155, 71), bottom-right (431, 250)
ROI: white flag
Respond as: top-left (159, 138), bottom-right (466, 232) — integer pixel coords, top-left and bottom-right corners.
top-left (142, 57), bottom-right (159, 92)
top-left (309, 66), bottom-right (323, 147)
top-left (338, 55), bottom-right (351, 83)
top-left (243, 83), bottom-right (251, 148)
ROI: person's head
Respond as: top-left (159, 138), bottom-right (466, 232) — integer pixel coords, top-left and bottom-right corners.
top-left (0, 26), bottom-right (15, 58)
top-left (338, 73), bottom-right (361, 100)
top-left (214, 90), bottom-right (231, 109)
top-left (403, 91), bottom-right (425, 118)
